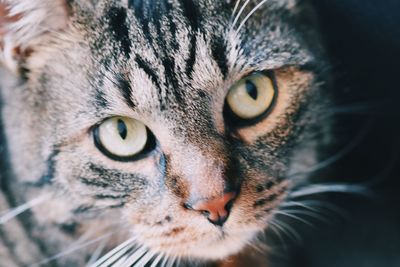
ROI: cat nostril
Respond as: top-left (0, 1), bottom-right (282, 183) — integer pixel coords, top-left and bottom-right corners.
top-left (201, 210), bottom-right (210, 217)
top-left (183, 203), bottom-right (193, 210)
top-left (188, 192), bottom-right (237, 226)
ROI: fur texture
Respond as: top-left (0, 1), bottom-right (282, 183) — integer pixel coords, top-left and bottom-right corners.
top-left (0, 0), bottom-right (330, 266)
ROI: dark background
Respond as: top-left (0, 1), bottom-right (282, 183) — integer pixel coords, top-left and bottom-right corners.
top-left (271, 0), bottom-right (400, 266)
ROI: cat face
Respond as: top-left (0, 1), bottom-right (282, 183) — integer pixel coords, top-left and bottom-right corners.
top-left (1, 0), bottom-right (327, 262)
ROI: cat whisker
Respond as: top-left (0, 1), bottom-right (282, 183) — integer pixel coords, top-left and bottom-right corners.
top-left (282, 200), bottom-right (349, 219)
top-left (231, 0), bottom-right (251, 30)
top-left (272, 210), bottom-right (315, 228)
top-left (118, 245), bottom-right (148, 267)
top-left (166, 254), bottom-right (177, 267)
top-left (288, 118), bottom-right (374, 181)
top-left (85, 236), bottom-right (110, 267)
top-left (75, 226), bottom-right (105, 245)
top-left (266, 222), bottom-right (289, 252)
top-left (160, 252), bottom-right (170, 267)
top-left (248, 235), bottom-right (269, 254)
top-left (150, 253), bottom-right (165, 267)
top-left (111, 254), bottom-right (131, 267)
top-left (90, 236), bottom-right (137, 267)
top-left (231, 0), bottom-right (242, 20)
top-left (280, 208), bottom-right (333, 225)
top-left (269, 219), bottom-right (302, 244)
top-left (259, 228), bottom-right (289, 259)
top-left (235, 0), bottom-right (270, 34)
top-left (290, 183), bottom-right (371, 199)
top-left (0, 195), bottom-right (48, 224)
top-left (326, 103), bottom-right (378, 115)
top-left (29, 232), bottom-right (113, 267)
top-left (135, 250), bottom-right (157, 267)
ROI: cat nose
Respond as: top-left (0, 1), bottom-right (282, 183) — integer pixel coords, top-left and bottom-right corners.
top-left (186, 192), bottom-right (237, 226)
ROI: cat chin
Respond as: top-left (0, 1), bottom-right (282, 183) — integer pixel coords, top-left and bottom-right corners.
top-left (141, 230), bottom-right (256, 261)
top-left (184, 232), bottom-right (255, 260)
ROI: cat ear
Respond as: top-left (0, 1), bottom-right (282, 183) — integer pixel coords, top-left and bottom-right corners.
top-left (0, 0), bottom-right (71, 74)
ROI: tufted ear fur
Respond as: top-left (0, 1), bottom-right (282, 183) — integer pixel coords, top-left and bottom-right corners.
top-left (0, 0), bottom-right (71, 74)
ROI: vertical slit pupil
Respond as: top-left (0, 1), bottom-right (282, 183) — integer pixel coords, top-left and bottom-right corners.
top-left (245, 80), bottom-right (258, 100)
top-left (117, 119), bottom-right (128, 140)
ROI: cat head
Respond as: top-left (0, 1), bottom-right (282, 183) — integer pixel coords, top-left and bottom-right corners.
top-left (1, 0), bottom-right (328, 261)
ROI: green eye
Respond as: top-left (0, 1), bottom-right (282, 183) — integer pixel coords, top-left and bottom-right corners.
top-left (94, 117), bottom-right (153, 161)
top-left (226, 72), bottom-right (276, 120)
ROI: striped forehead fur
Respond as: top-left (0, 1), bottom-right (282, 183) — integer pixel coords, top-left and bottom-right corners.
top-left (79, 0), bottom-right (312, 116)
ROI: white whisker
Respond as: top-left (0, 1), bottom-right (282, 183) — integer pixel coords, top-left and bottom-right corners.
top-left (270, 219), bottom-right (301, 244)
top-left (267, 224), bottom-right (284, 243)
top-left (286, 200), bottom-right (346, 215)
top-left (268, 221), bottom-right (290, 244)
top-left (290, 183), bottom-right (370, 199)
top-left (29, 233), bottom-right (113, 267)
top-left (231, 0), bottom-right (251, 29)
top-left (90, 236), bottom-right (136, 267)
top-left (235, 0), bottom-right (269, 34)
top-left (150, 253), bottom-right (164, 267)
top-left (281, 201), bottom-right (321, 213)
top-left (166, 255), bottom-right (176, 267)
top-left (267, 221), bottom-right (290, 253)
top-left (112, 254), bottom-right (131, 267)
top-left (0, 196), bottom-right (48, 224)
top-left (160, 253), bottom-right (169, 267)
top-left (86, 236), bottom-right (110, 267)
top-left (272, 210), bottom-right (314, 227)
top-left (177, 255), bottom-right (183, 267)
top-left (280, 208), bottom-right (332, 224)
top-left (287, 200), bottom-right (351, 224)
top-left (288, 119), bottom-right (373, 180)
top-left (231, 0), bottom-right (242, 19)
top-left (134, 250), bottom-right (156, 267)
top-left (118, 245), bottom-right (147, 267)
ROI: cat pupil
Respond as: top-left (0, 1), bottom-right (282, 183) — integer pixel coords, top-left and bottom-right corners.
top-left (245, 80), bottom-right (258, 100)
top-left (117, 119), bottom-right (128, 140)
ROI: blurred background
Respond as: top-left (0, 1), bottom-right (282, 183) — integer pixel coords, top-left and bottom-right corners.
top-left (269, 0), bottom-right (400, 266)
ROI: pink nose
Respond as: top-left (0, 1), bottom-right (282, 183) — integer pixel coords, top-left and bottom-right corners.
top-left (188, 192), bottom-right (236, 226)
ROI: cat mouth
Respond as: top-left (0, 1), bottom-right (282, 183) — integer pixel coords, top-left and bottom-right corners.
top-left (131, 221), bottom-right (260, 261)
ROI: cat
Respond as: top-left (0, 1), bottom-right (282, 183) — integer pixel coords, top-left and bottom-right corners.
top-left (0, 0), bottom-right (346, 266)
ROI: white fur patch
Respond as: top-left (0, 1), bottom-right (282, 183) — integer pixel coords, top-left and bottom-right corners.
top-left (0, 0), bottom-right (69, 72)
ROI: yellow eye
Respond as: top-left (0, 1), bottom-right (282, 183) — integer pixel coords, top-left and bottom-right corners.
top-left (94, 117), bottom-right (151, 161)
top-left (226, 73), bottom-right (276, 120)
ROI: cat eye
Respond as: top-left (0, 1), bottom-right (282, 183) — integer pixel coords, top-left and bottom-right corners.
top-left (93, 117), bottom-right (155, 161)
top-left (225, 72), bottom-right (276, 123)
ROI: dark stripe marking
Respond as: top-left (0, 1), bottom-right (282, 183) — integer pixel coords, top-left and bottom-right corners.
top-left (108, 6), bottom-right (132, 56)
top-left (94, 194), bottom-right (130, 200)
top-left (94, 87), bottom-right (109, 109)
top-left (211, 36), bottom-right (229, 79)
top-left (109, 203), bottom-right (126, 209)
top-left (185, 34), bottom-right (197, 78)
top-left (115, 75), bottom-right (136, 109)
top-left (179, 0), bottom-right (201, 78)
top-left (73, 205), bottom-right (93, 214)
top-left (179, 0), bottom-right (201, 30)
top-left (253, 194), bottom-right (278, 207)
top-left (129, 0), bottom-right (156, 57)
top-left (38, 149), bottom-right (60, 185)
top-left (135, 56), bottom-right (161, 89)
top-left (163, 58), bottom-right (186, 103)
top-left (79, 177), bottom-right (111, 188)
top-left (135, 56), bottom-right (166, 109)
